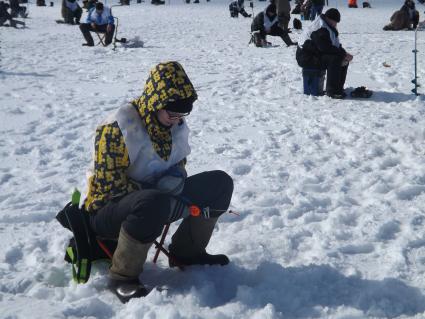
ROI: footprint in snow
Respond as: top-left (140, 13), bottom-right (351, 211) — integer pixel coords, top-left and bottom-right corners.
top-left (376, 220), bottom-right (401, 241)
top-left (339, 244), bottom-right (374, 255)
top-left (396, 185), bottom-right (425, 201)
top-left (233, 164), bottom-right (251, 175)
top-left (4, 246), bottom-right (23, 265)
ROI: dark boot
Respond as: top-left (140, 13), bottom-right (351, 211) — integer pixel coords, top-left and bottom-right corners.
top-left (170, 251), bottom-right (229, 267)
top-left (253, 32), bottom-right (263, 47)
top-left (109, 227), bottom-right (152, 303)
top-left (169, 217), bottom-right (229, 267)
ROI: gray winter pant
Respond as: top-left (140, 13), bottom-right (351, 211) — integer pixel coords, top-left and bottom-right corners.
top-left (90, 170), bottom-right (234, 254)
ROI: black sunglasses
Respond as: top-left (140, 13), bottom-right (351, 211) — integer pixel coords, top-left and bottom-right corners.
top-left (166, 110), bottom-right (190, 120)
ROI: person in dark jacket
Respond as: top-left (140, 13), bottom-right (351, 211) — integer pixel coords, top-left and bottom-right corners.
top-left (0, 1), bottom-right (12, 25)
top-left (80, 61), bottom-right (234, 302)
top-left (9, 0), bottom-right (26, 18)
top-left (310, 0), bottom-right (324, 20)
top-left (0, 1), bottom-right (11, 24)
top-left (61, 0), bottom-right (82, 24)
top-left (0, 1), bottom-right (24, 26)
top-left (251, 3), bottom-right (296, 47)
top-left (229, 0), bottom-right (251, 18)
top-left (383, 0), bottom-right (419, 30)
top-left (296, 8), bottom-right (353, 99)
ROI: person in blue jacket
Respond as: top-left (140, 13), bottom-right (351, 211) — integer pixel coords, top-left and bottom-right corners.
top-left (79, 2), bottom-right (114, 47)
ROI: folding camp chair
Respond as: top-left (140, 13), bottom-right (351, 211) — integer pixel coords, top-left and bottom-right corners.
top-left (152, 223), bottom-right (185, 270)
top-left (95, 30), bottom-right (106, 46)
top-left (110, 5), bottom-right (127, 50)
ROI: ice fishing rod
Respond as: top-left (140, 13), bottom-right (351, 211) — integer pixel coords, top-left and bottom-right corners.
top-left (249, 0), bottom-right (254, 17)
top-left (412, 25), bottom-right (420, 96)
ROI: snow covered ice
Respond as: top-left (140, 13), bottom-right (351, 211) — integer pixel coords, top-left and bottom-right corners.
top-left (2, 0), bottom-right (425, 317)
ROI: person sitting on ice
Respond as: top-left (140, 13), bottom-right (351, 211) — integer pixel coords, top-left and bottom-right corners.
top-left (383, 0), bottom-right (419, 30)
top-left (229, 0), bottom-right (251, 18)
top-left (296, 8), bottom-right (353, 99)
top-left (9, 0), bottom-right (27, 18)
top-left (0, 1), bottom-right (25, 27)
top-left (251, 3), bottom-right (297, 47)
top-left (61, 0), bottom-right (82, 24)
top-left (0, 1), bottom-right (12, 25)
top-left (79, 61), bottom-right (234, 302)
top-left (79, 2), bottom-right (114, 46)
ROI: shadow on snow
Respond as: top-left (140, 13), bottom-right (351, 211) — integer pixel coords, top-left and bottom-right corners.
top-left (144, 261), bottom-right (425, 318)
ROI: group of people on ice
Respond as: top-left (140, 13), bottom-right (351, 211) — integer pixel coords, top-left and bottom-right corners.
top-left (49, 0), bottom-right (424, 303)
top-left (62, 5), bottom-right (352, 305)
top-left (63, 7), bottom-right (353, 297)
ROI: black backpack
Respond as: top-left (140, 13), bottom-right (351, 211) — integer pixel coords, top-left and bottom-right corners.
top-left (56, 193), bottom-right (117, 283)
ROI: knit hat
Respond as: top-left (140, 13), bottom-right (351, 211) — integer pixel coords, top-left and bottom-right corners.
top-left (164, 97), bottom-right (194, 114)
top-left (325, 8), bottom-right (341, 23)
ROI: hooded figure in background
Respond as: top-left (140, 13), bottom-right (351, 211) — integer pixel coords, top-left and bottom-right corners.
top-left (251, 3), bottom-right (297, 47)
top-left (383, 0), bottom-right (419, 30)
top-left (296, 8), bottom-right (353, 99)
top-left (81, 61), bottom-right (234, 302)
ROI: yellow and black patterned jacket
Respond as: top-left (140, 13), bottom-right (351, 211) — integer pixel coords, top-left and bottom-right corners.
top-left (84, 62), bottom-right (197, 212)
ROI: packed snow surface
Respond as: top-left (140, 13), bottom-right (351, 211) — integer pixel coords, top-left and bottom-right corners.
top-left (2, 0), bottom-right (425, 317)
